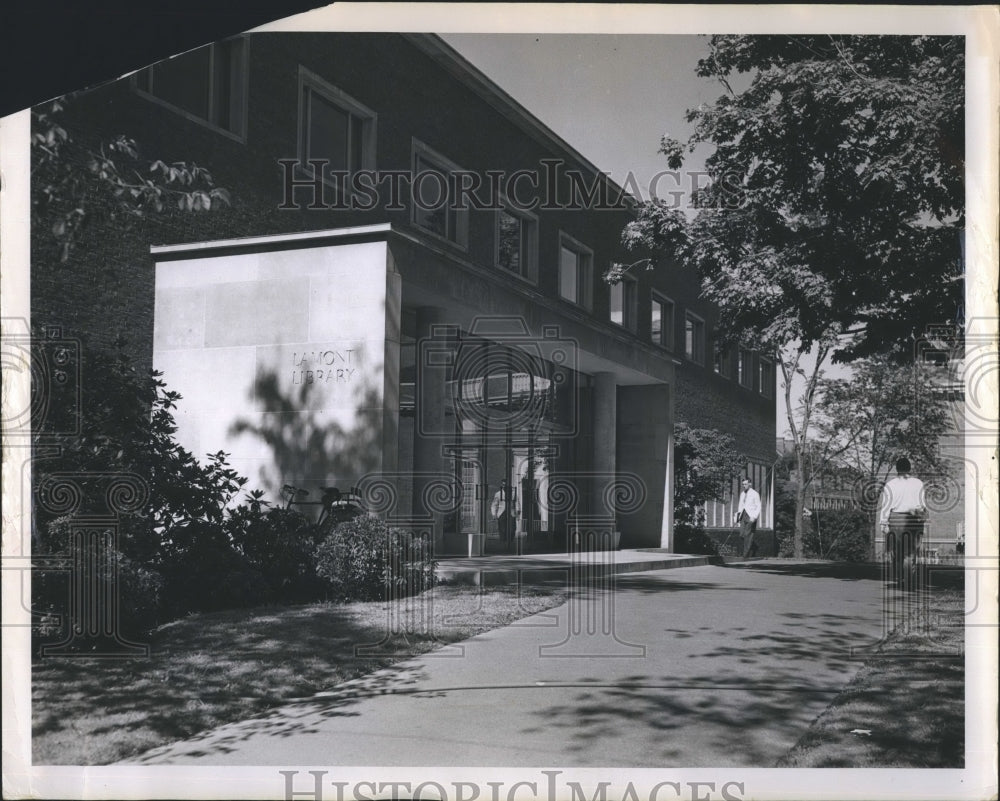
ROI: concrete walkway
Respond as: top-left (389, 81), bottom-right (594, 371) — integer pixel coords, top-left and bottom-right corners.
top-left (125, 560), bottom-right (891, 767)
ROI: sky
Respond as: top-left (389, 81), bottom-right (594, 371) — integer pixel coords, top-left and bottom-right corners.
top-left (441, 34), bottom-right (717, 208)
top-left (441, 33), bottom-right (817, 436)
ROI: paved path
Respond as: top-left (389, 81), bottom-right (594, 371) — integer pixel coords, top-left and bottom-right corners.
top-left (126, 561), bottom-right (890, 767)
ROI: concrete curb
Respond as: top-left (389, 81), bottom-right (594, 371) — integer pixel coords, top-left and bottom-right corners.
top-left (435, 552), bottom-right (713, 586)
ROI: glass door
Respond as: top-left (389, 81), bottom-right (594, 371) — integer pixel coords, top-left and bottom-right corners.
top-left (458, 453), bottom-right (482, 535)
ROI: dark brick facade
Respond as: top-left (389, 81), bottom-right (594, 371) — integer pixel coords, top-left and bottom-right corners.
top-left (32, 32), bottom-right (777, 538)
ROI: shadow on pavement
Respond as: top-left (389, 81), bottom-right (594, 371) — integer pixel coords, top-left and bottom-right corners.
top-left (732, 559), bottom-right (964, 589)
top-left (728, 560), bottom-right (884, 581)
top-left (523, 607), bottom-right (876, 766)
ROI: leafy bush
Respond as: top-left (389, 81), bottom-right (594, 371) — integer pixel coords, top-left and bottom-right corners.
top-left (115, 552), bottom-right (166, 634)
top-left (673, 522), bottom-right (721, 556)
top-left (33, 338), bottom-right (248, 539)
top-left (226, 503), bottom-right (325, 604)
top-left (31, 339), bottom-right (259, 642)
top-left (314, 516), bottom-right (435, 602)
top-left (806, 509), bottom-right (872, 562)
top-left (32, 516), bottom-right (168, 641)
top-left (157, 520), bottom-right (262, 617)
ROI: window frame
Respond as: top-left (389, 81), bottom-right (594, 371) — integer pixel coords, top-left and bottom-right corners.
top-left (758, 356), bottom-right (775, 399)
top-left (650, 292), bottom-right (675, 350)
top-left (494, 200), bottom-right (539, 284)
top-left (738, 348), bottom-right (755, 389)
top-left (296, 66), bottom-right (377, 198)
top-left (683, 311), bottom-right (706, 365)
top-left (557, 233), bottom-right (594, 311)
top-left (713, 341), bottom-right (733, 379)
top-left (411, 139), bottom-right (469, 250)
top-left (609, 277), bottom-right (638, 331)
top-left (132, 37), bottom-right (249, 141)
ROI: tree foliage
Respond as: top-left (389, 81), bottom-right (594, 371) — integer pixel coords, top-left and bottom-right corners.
top-left (814, 356), bottom-right (952, 487)
top-left (618, 35), bottom-right (964, 360)
top-left (802, 356), bottom-right (953, 560)
top-left (618, 35), bottom-right (963, 558)
top-left (673, 423), bottom-right (746, 525)
top-left (31, 98), bottom-right (231, 263)
top-left (672, 424), bottom-right (745, 555)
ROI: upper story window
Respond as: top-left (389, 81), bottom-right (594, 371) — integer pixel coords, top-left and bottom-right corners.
top-left (412, 140), bottom-right (468, 248)
top-left (558, 234), bottom-right (593, 310)
top-left (713, 342), bottom-right (733, 378)
top-left (738, 348), bottom-right (755, 389)
top-left (496, 203), bottom-right (538, 282)
top-left (134, 38), bottom-right (248, 139)
top-left (609, 279), bottom-right (637, 330)
top-left (759, 357), bottom-right (775, 398)
top-left (298, 67), bottom-right (376, 195)
top-left (651, 293), bottom-right (674, 350)
top-left (684, 312), bottom-right (705, 364)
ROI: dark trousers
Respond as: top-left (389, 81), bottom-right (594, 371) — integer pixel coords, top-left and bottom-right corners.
top-left (740, 513), bottom-right (758, 557)
top-left (886, 512), bottom-right (923, 580)
top-left (497, 511), bottom-right (515, 551)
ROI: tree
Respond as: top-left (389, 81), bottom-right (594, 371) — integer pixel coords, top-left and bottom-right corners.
top-left (31, 97), bottom-right (231, 263)
top-left (673, 424), bottom-right (745, 553)
top-left (612, 35), bottom-right (963, 556)
top-left (813, 355), bottom-right (952, 558)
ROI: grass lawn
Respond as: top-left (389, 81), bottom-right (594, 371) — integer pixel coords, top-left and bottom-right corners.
top-left (778, 582), bottom-right (965, 768)
top-left (32, 583), bottom-right (566, 765)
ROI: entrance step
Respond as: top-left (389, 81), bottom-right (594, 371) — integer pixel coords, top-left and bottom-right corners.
top-left (434, 549), bottom-right (712, 586)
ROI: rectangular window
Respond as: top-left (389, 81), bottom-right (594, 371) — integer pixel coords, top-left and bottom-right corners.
top-left (558, 235), bottom-right (593, 310)
top-left (298, 68), bottom-right (376, 198)
top-left (738, 349), bottom-right (754, 388)
top-left (135, 38), bottom-right (247, 138)
top-left (759, 357), bottom-right (774, 398)
top-left (496, 204), bottom-right (537, 281)
top-left (684, 312), bottom-right (705, 364)
top-left (714, 342), bottom-right (732, 378)
top-left (609, 279), bottom-right (637, 330)
top-left (412, 141), bottom-right (468, 249)
top-left (651, 294), bottom-right (674, 349)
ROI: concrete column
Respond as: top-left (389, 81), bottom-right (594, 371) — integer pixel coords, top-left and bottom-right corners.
top-left (380, 267), bottom-right (402, 475)
top-left (661, 382), bottom-right (675, 550)
top-left (592, 371), bottom-right (617, 519)
top-left (413, 306), bottom-right (448, 550)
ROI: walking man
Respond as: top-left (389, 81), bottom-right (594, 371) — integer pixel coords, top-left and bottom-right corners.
top-left (491, 478), bottom-right (520, 553)
top-left (879, 457), bottom-right (926, 584)
top-left (734, 477), bottom-right (762, 558)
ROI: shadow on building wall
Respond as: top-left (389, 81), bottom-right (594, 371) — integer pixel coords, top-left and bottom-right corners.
top-left (229, 369), bottom-right (384, 499)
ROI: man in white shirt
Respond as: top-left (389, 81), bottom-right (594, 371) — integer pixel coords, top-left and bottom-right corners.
top-left (734, 477), bottom-right (762, 557)
top-left (490, 479), bottom-right (520, 553)
top-left (879, 457), bottom-right (926, 582)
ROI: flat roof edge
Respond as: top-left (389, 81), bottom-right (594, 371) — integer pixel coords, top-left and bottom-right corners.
top-left (150, 223), bottom-right (394, 256)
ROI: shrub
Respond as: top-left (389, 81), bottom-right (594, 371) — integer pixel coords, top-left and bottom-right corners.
top-left (673, 522), bottom-right (720, 556)
top-left (157, 520), bottom-right (262, 617)
top-left (314, 516), bottom-right (435, 602)
top-left (32, 517), bottom-right (167, 644)
top-left (115, 552), bottom-right (166, 634)
top-left (226, 504), bottom-right (325, 604)
top-left (807, 508), bottom-right (872, 562)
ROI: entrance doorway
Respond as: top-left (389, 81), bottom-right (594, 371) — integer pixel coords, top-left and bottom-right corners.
top-left (455, 431), bottom-right (554, 553)
top-left (439, 329), bottom-right (577, 555)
